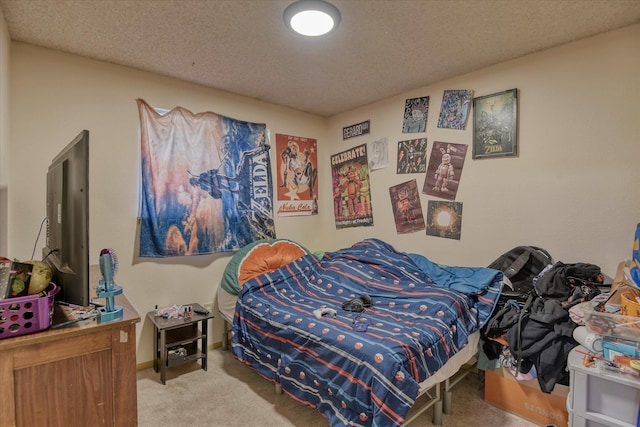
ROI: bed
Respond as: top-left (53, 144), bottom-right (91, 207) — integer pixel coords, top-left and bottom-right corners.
top-left (217, 238), bottom-right (503, 426)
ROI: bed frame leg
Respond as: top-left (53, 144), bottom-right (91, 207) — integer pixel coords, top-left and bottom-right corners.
top-left (443, 389), bottom-right (452, 415)
top-left (442, 358), bottom-right (476, 416)
top-left (274, 384), bottom-right (283, 395)
top-left (432, 398), bottom-right (443, 426)
top-left (222, 321), bottom-right (229, 351)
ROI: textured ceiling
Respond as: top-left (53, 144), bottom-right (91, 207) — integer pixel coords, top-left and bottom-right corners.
top-left (1, 0), bottom-right (640, 117)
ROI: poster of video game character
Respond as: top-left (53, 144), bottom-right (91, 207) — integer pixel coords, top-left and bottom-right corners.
top-left (275, 133), bottom-right (318, 216)
top-left (472, 88), bottom-right (518, 159)
top-left (331, 144), bottom-right (374, 229)
top-left (422, 141), bottom-right (468, 201)
top-left (389, 180), bottom-right (425, 234)
top-left (396, 138), bottom-right (427, 174)
top-left (402, 96), bottom-right (429, 133)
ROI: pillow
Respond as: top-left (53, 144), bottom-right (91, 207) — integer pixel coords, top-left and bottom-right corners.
top-left (221, 239), bottom-right (309, 295)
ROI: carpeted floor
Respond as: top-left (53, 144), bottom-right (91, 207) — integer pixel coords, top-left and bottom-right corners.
top-left (137, 348), bottom-right (538, 427)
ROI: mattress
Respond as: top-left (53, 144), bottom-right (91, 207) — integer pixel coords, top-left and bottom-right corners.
top-left (217, 284), bottom-right (237, 324)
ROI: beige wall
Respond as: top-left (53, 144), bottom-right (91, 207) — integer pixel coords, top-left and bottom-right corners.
top-left (5, 23), bottom-right (640, 365)
top-left (8, 44), bottom-right (328, 363)
top-left (0, 6), bottom-right (9, 254)
top-left (326, 24), bottom-right (640, 269)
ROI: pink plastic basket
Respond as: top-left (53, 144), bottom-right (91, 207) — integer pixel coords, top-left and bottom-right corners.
top-left (0, 283), bottom-right (59, 339)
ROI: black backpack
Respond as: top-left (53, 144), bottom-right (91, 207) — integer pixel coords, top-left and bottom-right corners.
top-left (488, 246), bottom-right (553, 298)
top-left (484, 246), bottom-right (554, 375)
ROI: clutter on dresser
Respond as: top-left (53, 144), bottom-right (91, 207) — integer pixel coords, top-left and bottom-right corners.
top-left (51, 301), bottom-right (99, 329)
top-left (0, 257), bottom-right (60, 339)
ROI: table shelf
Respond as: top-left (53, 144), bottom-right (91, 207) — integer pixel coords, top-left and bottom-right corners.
top-left (167, 351), bottom-right (206, 367)
top-left (147, 303), bottom-right (214, 384)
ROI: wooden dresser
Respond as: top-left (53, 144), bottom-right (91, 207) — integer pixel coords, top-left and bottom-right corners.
top-left (0, 295), bottom-right (139, 426)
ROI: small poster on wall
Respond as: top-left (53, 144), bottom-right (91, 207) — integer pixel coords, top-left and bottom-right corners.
top-left (422, 141), bottom-right (468, 201)
top-left (389, 180), bottom-right (425, 234)
top-left (437, 89), bottom-right (473, 130)
top-left (402, 96), bottom-right (429, 133)
top-left (426, 200), bottom-right (463, 240)
top-left (368, 137), bottom-right (389, 171)
top-left (343, 120), bottom-right (371, 140)
top-left (331, 144), bottom-right (374, 229)
top-left (397, 138), bottom-right (427, 174)
top-left (275, 133), bottom-right (318, 216)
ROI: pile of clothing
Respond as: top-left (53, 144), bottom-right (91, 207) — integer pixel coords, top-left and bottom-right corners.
top-left (482, 253), bottom-right (605, 393)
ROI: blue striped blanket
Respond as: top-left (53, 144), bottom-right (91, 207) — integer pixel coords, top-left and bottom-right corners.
top-left (232, 239), bottom-right (502, 426)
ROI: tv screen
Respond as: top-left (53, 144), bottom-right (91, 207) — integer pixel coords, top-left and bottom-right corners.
top-left (43, 130), bottom-right (90, 306)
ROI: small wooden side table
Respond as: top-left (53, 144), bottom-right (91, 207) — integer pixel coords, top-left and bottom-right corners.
top-left (147, 303), bottom-right (215, 384)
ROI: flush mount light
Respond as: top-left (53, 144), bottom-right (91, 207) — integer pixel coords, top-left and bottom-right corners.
top-left (283, 0), bottom-right (341, 37)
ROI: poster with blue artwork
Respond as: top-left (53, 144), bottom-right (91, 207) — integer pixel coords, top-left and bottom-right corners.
top-left (137, 99), bottom-right (275, 257)
top-left (437, 89), bottom-right (473, 130)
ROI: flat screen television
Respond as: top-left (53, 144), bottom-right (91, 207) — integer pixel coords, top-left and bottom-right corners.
top-left (43, 130), bottom-right (90, 306)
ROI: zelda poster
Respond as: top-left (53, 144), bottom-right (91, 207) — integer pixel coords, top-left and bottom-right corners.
top-left (331, 144), bottom-right (373, 229)
top-left (472, 88), bottom-right (518, 159)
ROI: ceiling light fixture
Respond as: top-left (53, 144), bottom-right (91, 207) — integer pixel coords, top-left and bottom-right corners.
top-left (283, 0), bottom-right (341, 37)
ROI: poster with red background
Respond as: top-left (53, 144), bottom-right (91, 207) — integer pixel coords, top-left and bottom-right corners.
top-left (275, 133), bottom-right (318, 216)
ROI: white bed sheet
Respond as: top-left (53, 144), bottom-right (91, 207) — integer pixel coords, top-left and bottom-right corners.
top-left (418, 331), bottom-right (478, 392)
top-left (217, 285), bottom-right (237, 324)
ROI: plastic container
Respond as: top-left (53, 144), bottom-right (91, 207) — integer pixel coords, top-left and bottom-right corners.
top-left (0, 283), bottom-right (59, 339)
top-left (567, 347), bottom-right (640, 426)
top-left (584, 305), bottom-right (640, 343)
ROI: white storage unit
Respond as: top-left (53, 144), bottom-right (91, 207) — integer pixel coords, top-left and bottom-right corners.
top-left (567, 346), bottom-right (640, 427)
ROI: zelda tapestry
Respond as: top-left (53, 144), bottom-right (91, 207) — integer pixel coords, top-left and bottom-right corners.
top-left (137, 99), bottom-right (275, 257)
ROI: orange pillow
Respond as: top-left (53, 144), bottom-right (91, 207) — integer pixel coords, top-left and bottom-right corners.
top-left (221, 239), bottom-right (309, 295)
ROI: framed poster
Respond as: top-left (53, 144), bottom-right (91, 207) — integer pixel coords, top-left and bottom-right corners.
top-left (472, 88), bottom-right (518, 159)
